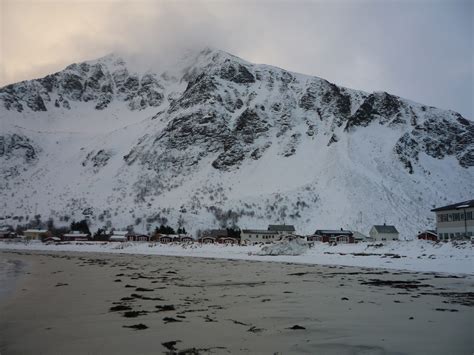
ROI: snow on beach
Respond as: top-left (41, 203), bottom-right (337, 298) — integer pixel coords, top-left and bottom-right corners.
top-left (1, 239), bottom-right (472, 275)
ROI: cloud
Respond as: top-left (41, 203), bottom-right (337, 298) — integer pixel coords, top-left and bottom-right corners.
top-left (1, 0), bottom-right (472, 117)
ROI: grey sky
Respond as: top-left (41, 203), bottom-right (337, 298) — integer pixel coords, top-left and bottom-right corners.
top-left (1, 0), bottom-right (473, 117)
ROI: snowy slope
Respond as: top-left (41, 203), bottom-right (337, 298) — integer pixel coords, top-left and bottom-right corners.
top-left (1, 48), bottom-right (473, 238)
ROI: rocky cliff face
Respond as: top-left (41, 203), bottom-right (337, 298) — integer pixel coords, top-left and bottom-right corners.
top-left (1, 49), bottom-right (472, 236)
top-left (0, 54), bottom-right (164, 112)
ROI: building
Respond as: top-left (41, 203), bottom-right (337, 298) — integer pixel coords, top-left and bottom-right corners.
top-left (417, 230), bottom-right (438, 241)
top-left (198, 229), bottom-right (236, 244)
top-left (431, 200), bottom-right (474, 240)
top-left (241, 229), bottom-right (278, 244)
top-left (198, 236), bottom-right (216, 243)
top-left (43, 236), bottom-right (61, 243)
top-left (268, 224), bottom-right (296, 235)
top-left (309, 229), bottom-right (355, 243)
top-left (352, 231), bottom-right (372, 242)
top-left (180, 235), bottom-right (194, 243)
top-left (0, 228), bottom-right (15, 239)
top-left (369, 225), bottom-right (399, 241)
top-left (126, 233), bottom-right (151, 242)
top-left (109, 230), bottom-right (129, 242)
top-left (62, 231), bottom-right (90, 241)
top-left (23, 229), bottom-right (49, 240)
top-left (156, 234), bottom-right (176, 243)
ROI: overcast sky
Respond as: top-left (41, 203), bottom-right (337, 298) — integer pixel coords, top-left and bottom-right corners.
top-left (1, 0), bottom-right (472, 117)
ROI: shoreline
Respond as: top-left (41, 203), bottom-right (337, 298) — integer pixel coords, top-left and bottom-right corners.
top-left (1, 247), bottom-right (473, 277)
top-left (0, 250), bottom-right (473, 354)
top-left (1, 239), bottom-right (472, 275)
top-left (0, 257), bottom-right (28, 301)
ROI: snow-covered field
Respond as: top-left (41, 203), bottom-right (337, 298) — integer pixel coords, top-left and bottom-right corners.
top-left (1, 239), bottom-right (472, 275)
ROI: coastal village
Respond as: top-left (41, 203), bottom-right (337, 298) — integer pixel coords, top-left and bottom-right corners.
top-left (1, 199), bottom-right (473, 245)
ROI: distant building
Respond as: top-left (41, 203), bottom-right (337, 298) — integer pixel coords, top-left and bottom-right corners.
top-left (62, 231), bottom-right (89, 241)
top-left (109, 230), bottom-right (129, 242)
top-left (352, 231), bottom-right (372, 242)
top-left (198, 229), bottom-right (239, 244)
top-left (23, 229), bottom-right (49, 240)
top-left (43, 236), bottom-right (61, 243)
top-left (198, 236), bottom-right (216, 244)
top-left (126, 233), bottom-right (151, 242)
top-left (241, 225), bottom-right (297, 244)
top-left (268, 224), bottom-right (296, 235)
top-left (369, 225), bottom-right (399, 241)
top-left (417, 230), bottom-right (438, 241)
top-left (309, 229), bottom-right (354, 243)
top-left (431, 200), bottom-right (474, 240)
top-left (241, 229), bottom-right (278, 244)
top-left (0, 228), bottom-right (15, 239)
top-left (179, 235), bottom-right (194, 243)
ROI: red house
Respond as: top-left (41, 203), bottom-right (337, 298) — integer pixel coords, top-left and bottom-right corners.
top-left (309, 229), bottom-right (355, 244)
top-left (417, 230), bottom-right (438, 241)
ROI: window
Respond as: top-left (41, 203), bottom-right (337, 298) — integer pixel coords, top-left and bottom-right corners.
top-left (467, 211), bottom-right (473, 220)
top-left (453, 213), bottom-right (460, 221)
top-left (448, 214), bottom-right (453, 222)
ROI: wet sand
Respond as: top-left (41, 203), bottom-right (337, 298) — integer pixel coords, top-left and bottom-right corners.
top-left (0, 250), bottom-right (472, 354)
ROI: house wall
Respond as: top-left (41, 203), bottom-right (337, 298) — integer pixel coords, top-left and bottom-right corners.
top-left (23, 231), bottom-right (47, 240)
top-left (418, 232), bottom-right (437, 241)
top-left (241, 232), bottom-right (278, 244)
top-left (369, 228), bottom-right (398, 241)
top-left (435, 208), bottom-right (474, 240)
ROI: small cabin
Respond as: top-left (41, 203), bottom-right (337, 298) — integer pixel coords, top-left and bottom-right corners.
top-left (309, 229), bottom-right (355, 243)
top-left (217, 237), bottom-right (239, 244)
top-left (62, 232), bottom-right (89, 241)
top-left (369, 225), bottom-right (399, 241)
top-left (199, 236), bottom-right (216, 244)
top-left (417, 230), bottom-right (438, 241)
top-left (23, 229), bottom-right (49, 240)
top-left (127, 233), bottom-right (151, 242)
top-left (179, 235), bottom-right (194, 242)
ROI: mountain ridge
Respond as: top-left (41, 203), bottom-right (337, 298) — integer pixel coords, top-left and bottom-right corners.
top-left (1, 48), bottom-right (473, 237)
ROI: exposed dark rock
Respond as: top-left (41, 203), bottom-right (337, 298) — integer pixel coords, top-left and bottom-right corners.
top-left (220, 61), bottom-right (255, 84)
top-left (346, 92), bottom-right (401, 130)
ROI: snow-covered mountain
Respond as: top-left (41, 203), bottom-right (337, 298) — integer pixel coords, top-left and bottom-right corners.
top-left (1, 48), bottom-right (473, 237)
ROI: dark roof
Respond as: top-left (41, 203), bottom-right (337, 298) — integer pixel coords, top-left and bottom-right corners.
top-left (418, 230), bottom-right (438, 236)
top-left (372, 225), bottom-right (398, 234)
top-left (431, 199), bottom-right (474, 212)
top-left (205, 229), bottom-right (228, 237)
top-left (314, 229), bottom-right (353, 235)
top-left (268, 224), bottom-right (295, 232)
top-left (242, 229), bottom-right (275, 234)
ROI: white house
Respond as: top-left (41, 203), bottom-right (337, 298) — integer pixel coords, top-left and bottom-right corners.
top-left (431, 199), bottom-right (474, 240)
top-left (369, 225), bottom-right (399, 241)
top-left (23, 229), bottom-right (49, 240)
top-left (268, 224), bottom-right (296, 235)
top-left (241, 229), bottom-right (278, 244)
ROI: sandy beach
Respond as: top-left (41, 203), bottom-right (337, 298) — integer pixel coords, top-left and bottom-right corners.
top-left (0, 250), bottom-right (473, 354)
